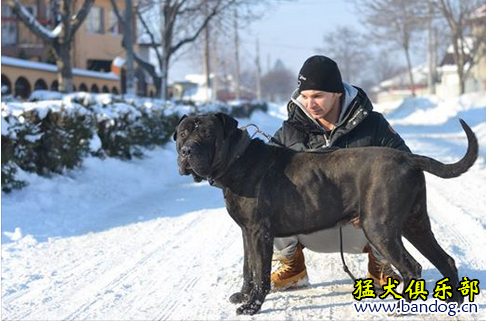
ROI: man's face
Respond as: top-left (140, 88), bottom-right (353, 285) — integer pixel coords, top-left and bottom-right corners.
top-left (300, 90), bottom-right (342, 121)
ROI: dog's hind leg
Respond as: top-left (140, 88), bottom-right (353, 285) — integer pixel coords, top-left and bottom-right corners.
top-left (402, 206), bottom-right (463, 305)
top-left (362, 219), bottom-right (422, 294)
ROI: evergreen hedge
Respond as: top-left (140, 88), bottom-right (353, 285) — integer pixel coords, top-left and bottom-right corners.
top-left (1, 93), bottom-right (267, 193)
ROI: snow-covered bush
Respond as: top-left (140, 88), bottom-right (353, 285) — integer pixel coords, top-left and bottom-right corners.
top-left (1, 93), bottom-right (267, 192)
top-left (1, 95), bottom-right (178, 192)
top-left (2, 101), bottom-right (94, 191)
top-left (189, 100), bottom-right (268, 118)
top-left (93, 102), bottom-right (179, 159)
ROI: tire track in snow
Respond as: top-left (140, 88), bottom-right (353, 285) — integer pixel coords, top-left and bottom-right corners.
top-left (63, 243), bottom-right (168, 320)
top-left (2, 213), bottom-right (206, 320)
top-left (64, 214), bottom-right (207, 320)
top-left (154, 212), bottom-right (240, 320)
top-left (426, 176), bottom-right (486, 270)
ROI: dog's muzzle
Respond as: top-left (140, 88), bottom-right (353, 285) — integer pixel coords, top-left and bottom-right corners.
top-left (177, 141), bottom-right (212, 181)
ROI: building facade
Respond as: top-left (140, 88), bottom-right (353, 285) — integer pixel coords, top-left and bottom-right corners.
top-left (1, 0), bottom-right (138, 98)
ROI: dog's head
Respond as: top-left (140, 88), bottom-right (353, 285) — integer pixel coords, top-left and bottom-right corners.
top-left (173, 113), bottom-right (239, 182)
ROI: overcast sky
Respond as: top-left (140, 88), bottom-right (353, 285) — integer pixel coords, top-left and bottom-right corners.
top-left (169, 0), bottom-right (363, 82)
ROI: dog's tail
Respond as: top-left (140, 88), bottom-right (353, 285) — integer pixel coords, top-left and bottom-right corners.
top-left (406, 119), bottom-right (478, 178)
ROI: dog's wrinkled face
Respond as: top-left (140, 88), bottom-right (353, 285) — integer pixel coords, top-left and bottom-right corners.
top-left (173, 113), bottom-right (237, 182)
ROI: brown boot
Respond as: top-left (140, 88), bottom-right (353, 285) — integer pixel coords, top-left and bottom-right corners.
top-left (365, 245), bottom-right (402, 287)
top-left (271, 244), bottom-right (309, 291)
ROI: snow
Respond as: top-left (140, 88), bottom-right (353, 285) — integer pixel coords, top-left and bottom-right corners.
top-left (2, 95), bottom-right (486, 320)
top-left (29, 90), bottom-right (64, 101)
top-left (112, 57), bottom-right (125, 67)
top-left (13, 1), bottom-right (58, 40)
top-left (387, 93), bottom-right (486, 126)
top-left (1, 116), bottom-right (12, 136)
top-left (51, 23), bottom-right (63, 38)
top-left (5, 100), bottom-right (89, 119)
top-left (1, 56), bottom-right (119, 80)
top-left (182, 85), bottom-right (212, 102)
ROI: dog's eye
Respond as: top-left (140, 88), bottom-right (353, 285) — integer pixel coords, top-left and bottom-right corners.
top-left (180, 130), bottom-right (187, 138)
top-left (200, 129), bottom-right (211, 139)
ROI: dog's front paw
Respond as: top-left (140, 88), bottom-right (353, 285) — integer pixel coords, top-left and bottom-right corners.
top-left (229, 292), bottom-right (249, 304)
top-left (236, 301), bottom-right (262, 315)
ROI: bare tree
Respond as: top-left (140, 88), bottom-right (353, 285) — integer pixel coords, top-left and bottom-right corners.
top-left (373, 49), bottom-right (407, 84)
top-left (188, 1), bottom-right (272, 101)
top-left (430, 0), bottom-right (486, 94)
top-left (7, 0), bottom-right (94, 92)
top-left (135, 0), bottom-right (245, 101)
top-left (352, 0), bottom-right (428, 96)
top-left (316, 26), bottom-right (371, 84)
top-left (110, 0), bottom-right (136, 95)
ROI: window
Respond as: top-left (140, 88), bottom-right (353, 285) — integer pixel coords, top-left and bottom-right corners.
top-left (1, 4), bottom-right (18, 45)
top-left (46, 0), bottom-right (61, 26)
top-left (108, 10), bottom-right (122, 35)
top-left (1, 4), bottom-right (11, 18)
top-left (86, 7), bottom-right (104, 34)
top-left (25, 5), bottom-right (37, 17)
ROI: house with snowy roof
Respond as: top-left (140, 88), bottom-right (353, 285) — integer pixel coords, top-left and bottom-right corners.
top-left (1, 0), bottom-right (154, 98)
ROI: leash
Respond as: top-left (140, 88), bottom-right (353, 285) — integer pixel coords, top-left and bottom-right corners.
top-left (240, 124), bottom-right (287, 148)
top-left (339, 226), bottom-right (357, 282)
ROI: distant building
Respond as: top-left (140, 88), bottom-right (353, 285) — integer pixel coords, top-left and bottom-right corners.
top-left (372, 4), bottom-right (486, 103)
top-left (467, 3), bottom-right (486, 93)
top-left (1, 0), bottom-right (143, 98)
top-left (435, 41), bottom-right (476, 98)
top-left (172, 73), bottom-right (255, 103)
top-left (435, 3), bottom-right (486, 99)
top-left (371, 65), bottom-right (429, 103)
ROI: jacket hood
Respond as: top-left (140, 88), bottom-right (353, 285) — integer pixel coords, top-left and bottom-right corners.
top-left (287, 83), bottom-right (365, 132)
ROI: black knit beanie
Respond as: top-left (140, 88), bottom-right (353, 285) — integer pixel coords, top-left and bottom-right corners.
top-left (298, 55), bottom-right (344, 93)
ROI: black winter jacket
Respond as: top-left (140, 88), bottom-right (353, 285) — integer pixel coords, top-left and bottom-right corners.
top-left (272, 86), bottom-right (411, 153)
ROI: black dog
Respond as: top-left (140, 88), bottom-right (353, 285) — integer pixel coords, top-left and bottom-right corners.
top-left (173, 113), bottom-right (478, 315)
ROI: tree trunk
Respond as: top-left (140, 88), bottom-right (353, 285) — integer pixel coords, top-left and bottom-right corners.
top-left (124, 0), bottom-right (135, 96)
top-left (56, 44), bottom-right (74, 93)
top-left (404, 46), bottom-right (416, 97)
top-left (154, 77), bottom-right (162, 97)
top-left (255, 39), bottom-right (261, 101)
top-left (160, 54), bottom-right (169, 101)
top-left (450, 31), bottom-right (466, 95)
top-left (457, 51), bottom-right (466, 94)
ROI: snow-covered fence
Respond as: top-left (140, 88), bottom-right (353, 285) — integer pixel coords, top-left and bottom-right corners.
top-left (1, 92), bottom-right (268, 192)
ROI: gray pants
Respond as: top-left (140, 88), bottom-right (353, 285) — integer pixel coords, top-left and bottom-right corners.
top-left (274, 224), bottom-right (386, 261)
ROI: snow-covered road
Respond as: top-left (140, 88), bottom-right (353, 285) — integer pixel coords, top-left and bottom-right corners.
top-left (2, 99), bottom-right (486, 320)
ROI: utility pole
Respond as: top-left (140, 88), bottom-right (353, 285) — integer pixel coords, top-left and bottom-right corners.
top-left (234, 9), bottom-right (240, 100)
top-left (203, 0), bottom-right (211, 103)
top-left (427, 1), bottom-right (436, 95)
top-left (212, 31), bottom-right (219, 102)
top-left (255, 39), bottom-right (262, 101)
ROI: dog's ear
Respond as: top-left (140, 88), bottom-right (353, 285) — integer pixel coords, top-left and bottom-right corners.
top-left (215, 113), bottom-right (238, 137)
top-left (173, 114), bottom-right (188, 141)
